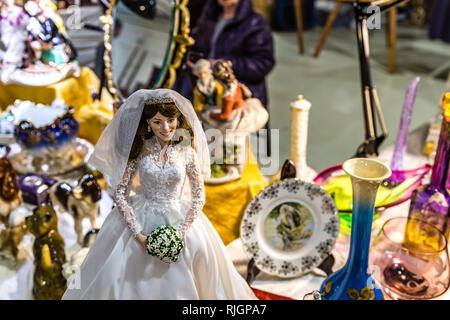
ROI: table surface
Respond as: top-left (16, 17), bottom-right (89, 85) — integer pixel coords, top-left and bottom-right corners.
top-left (1, 123), bottom-right (448, 300)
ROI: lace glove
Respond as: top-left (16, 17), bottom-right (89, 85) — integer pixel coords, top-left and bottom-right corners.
top-left (114, 158), bottom-right (143, 238)
top-left (177, 147), bottom-right (206, 238)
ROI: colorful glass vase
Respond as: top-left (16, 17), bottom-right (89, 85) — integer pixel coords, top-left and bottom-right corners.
top-left (407, 93), bottom-right (450, 239)
top-left (320, 158), bottom-right (391, 300)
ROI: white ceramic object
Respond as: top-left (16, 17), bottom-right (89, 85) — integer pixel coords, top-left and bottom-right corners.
top-left (9, 137), bottom-right (93, 176)
top-left (204, 166), bottom-right (240, 185)
top-left (11, 99), bottom-right (67, 128)
top-left (0, 63), bottom-right (80, 86)
top-left (240, 179), bottom-right (339, 278)
top-left (290, 95), bottom-right (317, 181)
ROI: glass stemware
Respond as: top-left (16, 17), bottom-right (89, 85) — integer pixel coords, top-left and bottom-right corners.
top-left (370, 217), bottom-right (450, 300)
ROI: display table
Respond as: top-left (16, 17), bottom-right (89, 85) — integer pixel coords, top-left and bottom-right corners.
top-left (203, 149), bottom-right (268, 245)
top-left (229, 123), bottom-right (450, 300)
top-left (1, 123), bottom-right (447, 300)
top-left (0, 67), bottom-right (95, 111)
top-left (0, 67), bottom-right (114, 146)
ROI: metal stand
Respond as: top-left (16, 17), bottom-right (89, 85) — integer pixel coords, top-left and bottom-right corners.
top-left (352, 0), bottom-right (408, 157)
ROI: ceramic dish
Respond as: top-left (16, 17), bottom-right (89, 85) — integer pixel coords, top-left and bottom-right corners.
top-left (10, 138), bottom-right (93, 176)
top-left (0, 63), bottom-right (80, 86)
top-left (11, 100), bottom-right (79, 158)
top-left (204, 166), bottom-right (240, 185)
top-left (240, 179), bottom-right (339, 278)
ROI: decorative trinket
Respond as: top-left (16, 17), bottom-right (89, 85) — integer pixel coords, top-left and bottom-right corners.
top-left (50, 174), bottom-right (102, 244)
top-left (26, 204), bottom-right (67, 300)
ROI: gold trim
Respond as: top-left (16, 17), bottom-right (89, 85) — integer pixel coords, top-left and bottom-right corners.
top-left (101, 0), bottom-right (193, 102)
top-left (100, 0), bottom-right (119, 102)
top-left (163, 0), bottom-right (195, 88)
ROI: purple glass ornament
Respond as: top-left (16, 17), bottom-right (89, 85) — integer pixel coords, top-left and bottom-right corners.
top-left (385, 77), bottom-right (420, 187)
top-left (408, 108), bottom-right (450, 239)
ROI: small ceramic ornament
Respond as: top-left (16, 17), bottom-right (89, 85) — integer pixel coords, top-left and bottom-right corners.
top-left (62, 229), bottom-right (99, 283)
top-left (193, 59), bottom-right (223, 115)
top-left (0, 154), bottom-right (25, 259)
top-left (24, 0), bottom-right (77, 67)
top-left (202, 60), bottom-right (268, 134)
top-left (50, 174), bottom-right (101, 244)
top-left (26, 204), bottom-right (67, 300)
top-left (289, 95), bottom-right (316, 181)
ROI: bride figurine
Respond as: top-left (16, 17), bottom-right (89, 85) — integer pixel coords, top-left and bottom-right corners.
top-left (62, 89), bottom-right (257, 300)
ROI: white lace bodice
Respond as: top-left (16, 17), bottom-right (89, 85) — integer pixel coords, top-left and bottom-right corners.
top-left (114, 136), bottom-right (206, 238)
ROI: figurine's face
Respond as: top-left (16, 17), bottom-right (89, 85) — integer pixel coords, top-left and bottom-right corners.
top-left (197, 66), bottom-right (211, 83)
top-left (26, 205), bottom-right (58, 237)
top-left (217, 0), bottom-right (239, 8)
top-left (147, 112), bottom-right (178, 144)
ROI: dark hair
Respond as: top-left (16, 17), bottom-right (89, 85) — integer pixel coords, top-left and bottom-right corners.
top-left (129, 101), bottom-right (194, 159)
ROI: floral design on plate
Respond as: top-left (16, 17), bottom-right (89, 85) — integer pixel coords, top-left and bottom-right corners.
top-left (315, 239), bottom-right (335, 259)
top-left (241, 218), bottom-right (256, 240)
top-left (260, 185), bottom-right (279, 200)
top-left (241, 178), bottom-right (339, 278)
top-left (301, 255), bottom-right (320, 272)
top-left (281, 179), bottom-right (304, 194)
top-left (247, 198), bottom-right (262, 217)
top-left (243, 242), bottom-right (259, 259)
top-left (321, 197), bottom-right (336, 214)
top-left (279, 261), bottom-right (299, 276)
top-left (323, 216), bottom-right (339, 237)
top-left (305, 184), bottom-right (322, 201)
top-left (257, 256), bottom-right (277, 273)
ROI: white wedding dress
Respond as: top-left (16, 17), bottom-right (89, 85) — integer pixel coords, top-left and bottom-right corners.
top-left (62, 136), bottom-right (256, 300)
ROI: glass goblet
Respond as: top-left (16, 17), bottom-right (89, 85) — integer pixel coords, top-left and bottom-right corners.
top-left (369, 217), bottom-right (450, 300)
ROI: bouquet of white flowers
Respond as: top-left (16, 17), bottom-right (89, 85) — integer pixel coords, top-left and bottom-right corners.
top-left (146, 225), bottom-right (184, 263)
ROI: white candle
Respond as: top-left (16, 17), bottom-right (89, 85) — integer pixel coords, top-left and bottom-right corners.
top-left (290, 95), bottom-right (316, 181)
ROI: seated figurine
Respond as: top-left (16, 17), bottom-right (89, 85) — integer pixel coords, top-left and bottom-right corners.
top-left (203, 60), bottom-right (268, 134)
top-left (26, 204), bottom-right (66, 300)
top-left (193, 59), bottom-right (223, 115)
top-left (24, 0), bottom-right (77, 67)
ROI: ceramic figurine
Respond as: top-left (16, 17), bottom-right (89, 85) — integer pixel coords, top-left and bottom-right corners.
top-left (62, 89), bottom-right (257, 299)
top-left (62, 229), bottom-right (99, 283)
top-left (202, 60), bottom-right (268, 134)
top-left (24, 0), bottom-right (76, 67)
top-left (193, 59), bottom-right (223, 115)
top-left (0, 155), bottom-right (25, 259)
top-left (49, 174), bottom-right (102, 244)
top-left (26, 204), bottom-right (67, 300)
top-left (0, 0), bottom-right (29, 66)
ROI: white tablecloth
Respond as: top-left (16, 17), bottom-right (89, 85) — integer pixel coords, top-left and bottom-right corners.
top-left (1, 125), bottom-right (448, 300)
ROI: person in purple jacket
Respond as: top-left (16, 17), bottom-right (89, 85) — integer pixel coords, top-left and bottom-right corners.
top-left (183, 0), bottom-right (275, 107)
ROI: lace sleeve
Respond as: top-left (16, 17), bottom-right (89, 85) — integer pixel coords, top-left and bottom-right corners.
top-left (113, 158), bottom-right (143, 238)
top-left (178, 146), bottom-right (206, 237)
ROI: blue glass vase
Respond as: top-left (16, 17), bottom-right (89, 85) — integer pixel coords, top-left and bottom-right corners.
top-left (320, 158), bottom-right (391, 300)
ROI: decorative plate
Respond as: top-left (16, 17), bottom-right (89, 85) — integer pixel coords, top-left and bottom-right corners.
top-left (9, 138), bottom-right (93, 176)
top-left (204, 166), bottom-right (241, 185)
top-left (0, 63), bottom-right (80, 86)
top-left (240, 178), bottom-right (339, 278)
